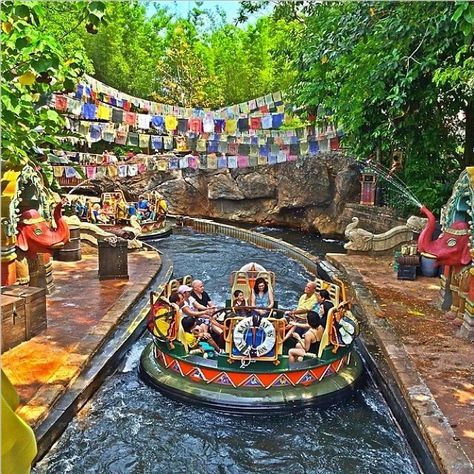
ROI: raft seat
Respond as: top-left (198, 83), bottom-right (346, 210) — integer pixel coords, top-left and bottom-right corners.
top-left (231, 272), bottom-right (252, 301)
top-left (255, 271), bottom-right (276, 289)
top-left (317, 306), bottom-right (351, 358)
top-left (182, 275), bottom-right (193, 286)
top-left (167, 279), bottom-right (180, 297)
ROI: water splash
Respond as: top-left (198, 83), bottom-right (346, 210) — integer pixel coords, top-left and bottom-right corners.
top-left (364, 160), bottom-right (423, 209)
top-left (67, 178), bottom-right (94, 196)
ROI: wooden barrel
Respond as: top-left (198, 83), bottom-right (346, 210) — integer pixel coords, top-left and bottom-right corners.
top-left (56, 226), bottom-right (81, 262)
top-left (42, 253), bottom-right (55, 294)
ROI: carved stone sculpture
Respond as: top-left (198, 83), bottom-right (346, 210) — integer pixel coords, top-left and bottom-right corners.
top-left (344, 215), bottom-right (426, 253)
top-left (344, 217), bottom-right (373, 251)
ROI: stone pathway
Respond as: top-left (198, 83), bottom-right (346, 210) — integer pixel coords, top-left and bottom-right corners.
top-left (327, 253), bottom-right (474, 474)
top-left (1, 245), bottom-right (161, 429)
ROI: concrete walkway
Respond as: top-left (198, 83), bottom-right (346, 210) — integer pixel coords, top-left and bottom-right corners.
top-left (327, 253), bottom-right (474, 474)
top-left (1, 244), bottom-right (163, 444)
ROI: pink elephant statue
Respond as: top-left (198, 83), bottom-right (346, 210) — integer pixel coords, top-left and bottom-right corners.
top-left (16, 202), bottom-right (70, 259)
top-left (417, 206), bottom-right (471, 267)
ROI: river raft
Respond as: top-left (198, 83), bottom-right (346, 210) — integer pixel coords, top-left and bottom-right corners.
top-left (140, 265), bottom-right (364, 413)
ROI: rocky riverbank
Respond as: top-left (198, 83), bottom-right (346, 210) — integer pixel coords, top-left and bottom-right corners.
top-left (93, 152), bottom-right (363, 237)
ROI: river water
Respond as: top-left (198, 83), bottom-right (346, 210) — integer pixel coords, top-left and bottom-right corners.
top-left (35, 227), bottom-right (420, 474)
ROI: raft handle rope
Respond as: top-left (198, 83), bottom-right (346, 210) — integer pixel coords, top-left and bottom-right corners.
top-left (240, 352), bottom-right (255, 369)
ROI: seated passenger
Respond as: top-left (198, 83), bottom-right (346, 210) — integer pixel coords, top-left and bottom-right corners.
top-left (90, 203), bottom-right (100, 223)
top-left (137, 195), bottom-right (149, 212)
top-left (190, 279), bottom-right (223, 337)
top-left (82, 199), bottom-right (92, 220)
top-left (283, 281), bottom-right (318, 341)
top-left (250, 277), bottom-right (274, 317)
top-left (72, 199), bottom-right (80, 216)
top-left (102, 200), bottom-right (114, 217)
top-left (91, 203), bottom-right (109, 224)
top-left (178, 285), bottom-right (213, 333)
top-left (288, 311), bottom-right (321, 364)
top-left (312, 289), bottom-right (334, 341)
top-left (116, 197), bottom-right (129, 222)
top-left (149, 291), bottom-right (182, 338)
top-left (181, 316), bottom-right (221, 354)
top-left (232, 290), bottom-right (249, 317)
top-left (190, 280), bottom-right (215, 311)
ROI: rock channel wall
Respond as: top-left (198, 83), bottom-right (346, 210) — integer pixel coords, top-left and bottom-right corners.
top-left (120, 152), bottom-right (362, 237)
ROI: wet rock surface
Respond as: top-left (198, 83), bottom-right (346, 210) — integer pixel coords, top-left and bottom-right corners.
top-left (90, 153), bottom-right (362, 237)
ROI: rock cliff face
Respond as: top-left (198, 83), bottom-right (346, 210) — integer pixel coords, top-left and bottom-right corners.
top-left (122, 152), bottom-right (362, 237)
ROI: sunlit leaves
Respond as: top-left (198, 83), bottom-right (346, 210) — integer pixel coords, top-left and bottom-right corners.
top-left (280, 1), bottom-right (472, 210)
top-left (1, 1), bottom-right (107, 167)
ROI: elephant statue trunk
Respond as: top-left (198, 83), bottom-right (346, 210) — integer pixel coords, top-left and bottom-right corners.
top-left (16, 202), bottom-right (71, 259)
top-left (417, 206), bottom-right (471, 267)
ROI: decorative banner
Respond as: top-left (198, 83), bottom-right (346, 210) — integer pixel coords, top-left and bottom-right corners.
top-left (227, 155), bottom-right (237, 169)
top-left (49, 76), bottom-right (344, 185)
top-left (79, 74), bottom-right (285, 122)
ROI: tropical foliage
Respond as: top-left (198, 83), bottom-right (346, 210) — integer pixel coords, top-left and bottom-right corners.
top-left (1, 0), bottom-right (107, 166)
top-left (2, 0), bottom-right (473, 212)
top-left (253, 0), bottom-right (474, 211)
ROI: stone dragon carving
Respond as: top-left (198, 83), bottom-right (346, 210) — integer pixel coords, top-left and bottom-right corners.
top-left (344, 216), bottom-right (427, 253)
top-left (344, 217), bottom-right (373, 251)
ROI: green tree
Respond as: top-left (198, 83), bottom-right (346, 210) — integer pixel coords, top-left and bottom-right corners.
top-left (80, 1), bottom-right (170, 99)
top-left (271, 1), bottom-right (473, 211)
top-left (153, 19), bottom-right (221, 107)
top-left (1, 0), bottom-right (107, 166)
top-left (433, 1), bottom-right (474, 168)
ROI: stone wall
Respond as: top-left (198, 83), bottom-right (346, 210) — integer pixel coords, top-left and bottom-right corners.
top-left (125, 152), bottom-right (362, 237)
top-left (339, 203), bottom-right (408, 235)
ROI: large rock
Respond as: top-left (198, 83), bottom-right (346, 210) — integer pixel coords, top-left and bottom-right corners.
top-left (155, 175), bottom-right (208, 215)
top-left (235, 172), bottom-right (277, 199)
top-left (88, 152), bottom-right (362, 237)
top-left (277, 159), bottom-right (332, 209)
top-left (208, 171), bottom-right (245, 200)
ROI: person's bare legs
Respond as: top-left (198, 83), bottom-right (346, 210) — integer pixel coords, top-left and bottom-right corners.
top-left (289, 342), bottom-right (305, 363)
top-left (283, 324), bottom-right (296, 342)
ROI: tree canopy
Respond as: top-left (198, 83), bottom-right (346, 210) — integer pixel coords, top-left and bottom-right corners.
top-left (262, 1), bottom-right (474, 211)
top-left (2, 0), bottom-right (473, 212)
top-left (1, 0), bottom-right (107, 166)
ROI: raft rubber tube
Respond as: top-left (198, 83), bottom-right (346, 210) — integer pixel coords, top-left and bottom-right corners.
top-left (137, 224), bottom-right (173, 241)
top-left (139, 343), bottom-right (364, 414)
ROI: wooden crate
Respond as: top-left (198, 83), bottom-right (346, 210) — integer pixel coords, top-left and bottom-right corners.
top-left (397, 265), bottom-right (417, 281)
top-left (1, 286), bottom-right (47, 339)
top-left (1, 295), bottom-right (26, 353)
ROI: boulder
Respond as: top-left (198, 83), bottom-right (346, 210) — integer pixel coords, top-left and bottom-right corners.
top-left (235, 172), bottom-right (277, 199)
top-left (207, 171), bottom-right (245, 200)
top-left (87, 152), bottom-right (362, 237)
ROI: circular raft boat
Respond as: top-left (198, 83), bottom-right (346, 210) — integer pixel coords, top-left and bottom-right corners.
top-left (139, 265), bottom-right (364, 413)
